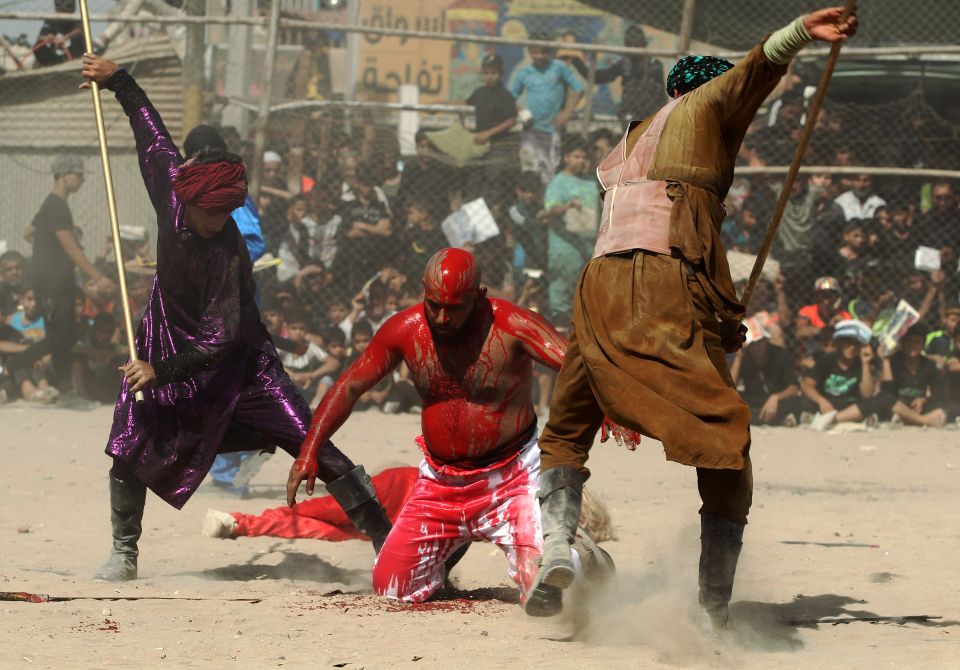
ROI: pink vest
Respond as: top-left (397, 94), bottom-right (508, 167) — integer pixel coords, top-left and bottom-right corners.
top-left (593, 97), bottom-right (682, 259)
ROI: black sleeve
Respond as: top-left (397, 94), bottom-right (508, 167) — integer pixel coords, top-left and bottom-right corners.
top-left (880, 357), bottom-right (900, 395)
top-left (771, 348), bottom-right (798, 393)
top-left (466, 89), bottom-right (478, 107)
top-left (923, 360), bottom-right (946, 396)
top-left (592, 59), bottom-right (624, 85)
top-left (374, 200), bottom-right (391, 223)
top-left (806, 355), bottom-right (829, 394)
top-left (566, 56), bottom-right (622, 85)
top-left (0, 323), bottom-right (25, 343)
top-left (802, 355), bottom-right (822, 381)
top-left (104, 68), bottom-right (182, 220)
top-left (491, 89), bottom-right (517, 125)
top-left (565, 56), bottom-right (589, 79)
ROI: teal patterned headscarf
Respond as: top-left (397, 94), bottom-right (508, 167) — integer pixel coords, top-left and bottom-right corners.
top-left (666, 56), bottom-right (734, 96)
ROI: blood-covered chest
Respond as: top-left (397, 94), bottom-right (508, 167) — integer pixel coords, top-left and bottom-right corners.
top-left (405, 328), bottom-right (523, 403)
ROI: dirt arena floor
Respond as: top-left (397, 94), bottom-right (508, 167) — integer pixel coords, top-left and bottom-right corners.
top-left (2, 404), bottom-right (958, 669)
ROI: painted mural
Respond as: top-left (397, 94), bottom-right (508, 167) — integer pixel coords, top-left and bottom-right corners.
top-left (356, 0), bottom-right (674, 117)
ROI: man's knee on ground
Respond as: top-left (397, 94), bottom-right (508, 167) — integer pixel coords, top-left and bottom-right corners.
top-left (371, 557), bottom-right (441, 603)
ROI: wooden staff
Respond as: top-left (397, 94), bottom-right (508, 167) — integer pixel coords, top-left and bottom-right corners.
top-left (739, 0), bottom-right (858, 311)
top-left (77, 0), bottom-right (144, 403)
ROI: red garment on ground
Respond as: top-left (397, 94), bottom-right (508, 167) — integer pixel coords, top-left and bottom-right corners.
top-left (232, 466), bottom-right (418, 541)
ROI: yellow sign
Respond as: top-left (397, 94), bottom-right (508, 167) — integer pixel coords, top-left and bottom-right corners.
top-left (358, 1), bottom-right (451, 102)
top-left (508, 0), bottom-right (607, 16)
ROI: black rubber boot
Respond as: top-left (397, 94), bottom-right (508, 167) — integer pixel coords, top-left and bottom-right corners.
top-left (93, 474), bottom-right (147, 582)
top-left (524, 466), bottom-right (584, 617)
top-left (698, 513), bottom-right (745, 630)
top-left (326, 465), bottom-right (392, 553)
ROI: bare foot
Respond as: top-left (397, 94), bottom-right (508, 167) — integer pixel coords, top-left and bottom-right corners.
top-left (927, 408), bottom-right (947, 427)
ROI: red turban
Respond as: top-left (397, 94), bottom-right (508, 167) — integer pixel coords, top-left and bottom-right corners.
top-left (173, 161), bottom-right (248, 211)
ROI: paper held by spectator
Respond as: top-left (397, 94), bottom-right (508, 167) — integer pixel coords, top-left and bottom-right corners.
top-left (442, 198), bottom-right (501, 248)
top-left (119, 224), bottom-right (147, 242)
top-left (914, 245), bottom-right (941, 273)
top-left (727, 249), bottom-right (780, 285)
top-left (743, 315), bottom-right (771, 345)
top-left (878, 299), bottom-right (921, 357)
top-left (425, 123), bottom-right (491, 167)
top-left (564, 206), bottom-right (597, 235)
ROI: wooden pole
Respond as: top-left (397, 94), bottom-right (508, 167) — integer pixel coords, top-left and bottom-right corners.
top-left (579, 54), bottom-right (598, 137)
top-left (77, 0), bottom-right (144, 403)
top-left (249, 0), bottom-right (282, 202)
top-left (740, 1), bottom-right (857, 311)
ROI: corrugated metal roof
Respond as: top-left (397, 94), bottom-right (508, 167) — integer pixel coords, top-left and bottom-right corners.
top-left (0, 34), bottom-right (183, 149)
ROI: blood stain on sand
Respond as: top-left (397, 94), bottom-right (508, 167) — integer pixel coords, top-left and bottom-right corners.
top-left (289, 594), bottom-right (505, 616)
top-left (70, 618), bottom-right (121, 633)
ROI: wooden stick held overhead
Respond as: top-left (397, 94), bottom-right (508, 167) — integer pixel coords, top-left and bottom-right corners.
top-left (739, 0), bottom-right (858, 311)
top-left (77, 0), bottom-right (144, 403)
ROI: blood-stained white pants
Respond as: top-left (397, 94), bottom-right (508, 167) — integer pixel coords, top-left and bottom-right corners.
top-left (372, 434), bottom-right (542, 603)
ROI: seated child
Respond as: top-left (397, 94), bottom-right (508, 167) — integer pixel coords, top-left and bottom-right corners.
top-left (801, 319), bottom-right (889, 430)
top-left (881, 328), bottom-right (949, 426)
top-left (279, 307), bottom-right (340, 405)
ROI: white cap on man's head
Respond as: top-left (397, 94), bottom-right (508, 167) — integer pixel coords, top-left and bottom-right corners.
top-left (51, 154), bottom-right (85, 176)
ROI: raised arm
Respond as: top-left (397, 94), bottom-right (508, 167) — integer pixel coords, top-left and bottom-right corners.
top-left (698, 7), bottom-right (855, 138)
top-left (82, 53), bottom-right (182, 222)
top-left (287, 320), bottom-right (404, 505)
top-left (563, 55), bottom-right (623, 86)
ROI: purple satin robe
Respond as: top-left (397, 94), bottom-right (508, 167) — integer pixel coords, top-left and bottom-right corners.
top-left (104, 70), bottom-right (310, 509)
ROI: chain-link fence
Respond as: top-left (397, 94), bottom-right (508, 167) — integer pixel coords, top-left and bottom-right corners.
top-left (2, 0), bottom-right (960, 422)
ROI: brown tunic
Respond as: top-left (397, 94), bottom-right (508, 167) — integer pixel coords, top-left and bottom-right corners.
top-left (634, 41), bottom-right (787, 322)
top-left (539, 41), bottom-right (786, 476)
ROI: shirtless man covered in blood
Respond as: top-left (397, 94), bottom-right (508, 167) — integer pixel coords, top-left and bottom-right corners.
top-left (287, 248), bottom-right (634, 605)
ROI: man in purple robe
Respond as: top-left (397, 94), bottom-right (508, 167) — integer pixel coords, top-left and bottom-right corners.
top-left (81, 53), bottom-right (391, 582)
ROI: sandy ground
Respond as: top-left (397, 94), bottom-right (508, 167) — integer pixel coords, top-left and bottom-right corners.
top-left (1, 403), bottom-right (959, 670)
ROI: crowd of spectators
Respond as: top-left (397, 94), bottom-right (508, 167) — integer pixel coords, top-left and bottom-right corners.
top-left (3, 36), bottom-right (960, 433)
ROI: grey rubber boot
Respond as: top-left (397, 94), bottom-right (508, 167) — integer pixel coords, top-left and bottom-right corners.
top-left (326, 465), bottom-right (392, 553)
top-left (93, 474), bottom-right (147, 582)
top-left (572, 526), bottom-right (616, 583)
top-left (524, 466), bottom-right (584, 617)
top-left (698, 513), bottom-right (745, 630)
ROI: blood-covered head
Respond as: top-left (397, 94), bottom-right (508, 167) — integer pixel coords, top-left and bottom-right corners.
top-left (422, 248), bottom-right (485, 340)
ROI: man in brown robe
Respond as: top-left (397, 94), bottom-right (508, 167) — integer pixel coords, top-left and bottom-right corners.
top-left (526, 7), bottom-right (858, 628)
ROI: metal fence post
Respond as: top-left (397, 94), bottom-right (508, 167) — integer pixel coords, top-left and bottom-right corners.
top-left (677, 0), bottom-right (697, 55)
top-left (182, 0), bottom-right (206, 140)
top-left (250, 0), bottom-right (282, 202)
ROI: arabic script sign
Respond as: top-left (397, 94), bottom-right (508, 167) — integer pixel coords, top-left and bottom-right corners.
top-left (359, 0), bottom-right (450, 102)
